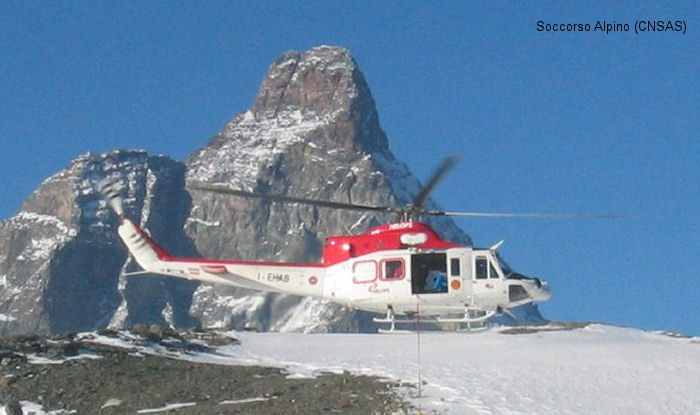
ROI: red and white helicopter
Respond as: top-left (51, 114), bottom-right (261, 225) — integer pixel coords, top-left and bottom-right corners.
top-left (99, 158), bottom-right (568, 332)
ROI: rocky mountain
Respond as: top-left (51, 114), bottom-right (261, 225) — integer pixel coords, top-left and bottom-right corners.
top-left (0, 151), bottom-right (199, 336)
top-left (0, 46), bottom-right (541, 336)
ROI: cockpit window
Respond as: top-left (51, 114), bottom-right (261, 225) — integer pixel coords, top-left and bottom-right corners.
top-left (489, 261), bottom-right (499, 279)
top-left (476, 257), bottom-right (488, 279)
top-left (496, 253), bottom-right (512, 277)
top-left (476, 255), bottom-right (501, 279)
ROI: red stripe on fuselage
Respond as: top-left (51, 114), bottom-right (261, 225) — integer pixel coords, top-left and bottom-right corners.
top-left (162, 256), bottom-right (326, 268)
top-left (129, 220), bottom-right (460, 269)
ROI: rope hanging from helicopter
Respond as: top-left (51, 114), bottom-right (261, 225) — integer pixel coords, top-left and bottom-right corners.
top-left (415, 294), bottom-right (424, 402)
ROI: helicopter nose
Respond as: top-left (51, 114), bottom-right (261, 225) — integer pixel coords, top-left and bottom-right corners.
top-left (532, 279), bottom-right (551, 301)
top-left (520, 277), bottom-right (550, 302)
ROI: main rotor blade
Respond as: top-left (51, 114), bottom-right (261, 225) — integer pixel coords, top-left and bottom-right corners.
top-left (423, 210), bottom-right (620, 219)
top-left (189, 182), bottom-right (405, 214)
top-left (412, 155), bottom-right (460, 209)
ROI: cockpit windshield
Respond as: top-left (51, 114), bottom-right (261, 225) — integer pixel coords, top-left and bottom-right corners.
top-left (496, 253), bottom-right (513, 277)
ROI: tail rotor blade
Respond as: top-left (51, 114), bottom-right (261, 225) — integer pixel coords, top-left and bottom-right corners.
top-left (97, 178), bottom-right (125, 217)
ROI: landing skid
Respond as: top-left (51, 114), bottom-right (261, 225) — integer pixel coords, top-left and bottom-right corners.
top-left (373, 306), bottom-right (496, 333)
top-left (438, 310), bottom-right (496, 333)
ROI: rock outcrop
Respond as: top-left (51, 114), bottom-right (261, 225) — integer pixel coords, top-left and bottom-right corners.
top-left (0, 151), bottom-right (197, 335)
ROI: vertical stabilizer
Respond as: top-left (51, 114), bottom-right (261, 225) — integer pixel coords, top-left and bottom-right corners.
top-left (116, 218), bottom-right (172, 271)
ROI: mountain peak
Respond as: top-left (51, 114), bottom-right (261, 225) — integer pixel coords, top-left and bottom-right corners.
top-left (188, 46), bottom-right (389, 187)
top-left (252, 46), bottom-right (364, 116)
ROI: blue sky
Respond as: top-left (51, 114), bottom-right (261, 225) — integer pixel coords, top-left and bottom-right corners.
top-left (1, 2), bottom-right (698, 334)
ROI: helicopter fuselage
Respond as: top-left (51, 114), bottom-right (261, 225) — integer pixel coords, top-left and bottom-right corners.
top-left (117, 218), bottom-right (550, 318)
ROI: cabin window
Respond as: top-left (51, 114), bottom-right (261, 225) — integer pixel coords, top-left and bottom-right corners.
top-left (450, 258), bottom-right (461, 276)
top-left (382, 259), bottom-right (405, 280)
top-left (411, 253), bottom-right (448, 294)
top-left (352, 260), bottom-right (377, 283)
top-left (475, 257), bottom-right (488, 279)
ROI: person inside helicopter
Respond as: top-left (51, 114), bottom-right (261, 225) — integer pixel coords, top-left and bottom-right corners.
top-left (425, 269), bottom-right (448, 292)
top-left (411, 253), bottom-right (448, 294)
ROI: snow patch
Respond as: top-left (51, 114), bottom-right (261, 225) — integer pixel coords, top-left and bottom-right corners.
top-left (0, 314), bottom-right (15, 322)
top-left (219, 397), bottom-right (272, 405)
top-left (107, 258), bottom-right (136, 329)
top-left (161, 302), bottom-right (175, 329)
top-left (212, 292), bottom-right (266, 312)
top-left (185, 217), bottom-right (221, 227)
top-left (100, 398), bottom-right (123, 409)
top-left (190, 290), bottom-right (268, 330)
top-left (297, 46), bottom-right (357, 77)
top-left (25, 237), bottom-right (63, 261)
top-left (140, 169), bottom-right (157, 227)
top-left (188, 108), bottom-right (344, 189)
top-left (370, 152), bottom-right (421, 206)
top-left (26, 351), bottom-right (102, 365)
top-left (137, 402), bottom-right (197, 413)
top-left (271, 297), bottom-right (334, 333)
top-left (7, 212), bottom-right (78, 263)
top-left (18, 400), bottom-right (76, 414)
top-left (12, 212), bottom-right (76, 237)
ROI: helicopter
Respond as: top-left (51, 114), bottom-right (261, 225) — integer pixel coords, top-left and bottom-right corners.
top-left (99, 157), bottom-right (565, 332)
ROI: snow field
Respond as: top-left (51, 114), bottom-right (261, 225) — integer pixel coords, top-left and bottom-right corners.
top-left (223, 325), bottom-right (699, 415)
top-left (2, 324), bottom-right (696, 414)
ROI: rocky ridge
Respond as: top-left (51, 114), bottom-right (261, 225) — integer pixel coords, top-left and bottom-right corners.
top-left (0, 151), bottom-right (199, 336)
top-left (0, 328), bottom-right (408, 414)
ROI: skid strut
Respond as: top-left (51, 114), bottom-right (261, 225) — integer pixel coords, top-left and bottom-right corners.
top-left (373, 306), bottom-right (412, 334)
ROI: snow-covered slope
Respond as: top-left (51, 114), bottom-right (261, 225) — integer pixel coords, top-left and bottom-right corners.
top-left (220, 325), bottom-right (700, 414)
top-left (31, 324), bottom-right (697, 415)
top-left (3, 324), bottom-right (695, 414)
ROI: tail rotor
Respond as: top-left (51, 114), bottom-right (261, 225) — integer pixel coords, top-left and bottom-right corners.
top-left (97, 177), bottom-right (126, 217)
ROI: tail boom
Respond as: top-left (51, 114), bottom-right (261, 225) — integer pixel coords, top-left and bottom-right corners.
top-left (116, 218), bottom-right (325, 297)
